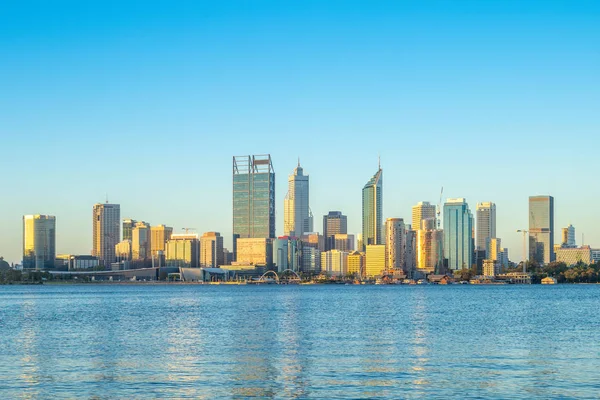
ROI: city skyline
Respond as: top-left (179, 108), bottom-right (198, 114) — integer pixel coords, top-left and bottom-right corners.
top-left (1, 2), bottom-right (599, 264)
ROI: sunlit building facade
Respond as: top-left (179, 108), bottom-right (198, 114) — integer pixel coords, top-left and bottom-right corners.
top-left (92, 203), bottom-right (120, 268)
top-left (417, 218), bottom-right (444, 274)
top-left (166, 233), bottom-right (200, 268)
top-left (412, 202), bottom-right (436, 233)
top-left (23, 214), bottom-right (56, 270)
top-left (365, 244), bottom-right (386, 277)
top-left (385, 218), bottom-right (405, 273)
top-left (132, 221), bottom-right (151, 260)
top-left (200, 232), bottom-right (224, 268)
top-left (320, 250), bottom-right (349, 277)
top-left (443, 198), bottom-right (473, 271)
top-left (362, 167), bottom-right (383, 250)
top-left (151, 225), bottom-right (173, 257)
top-left (348, 251), bottom-right (365, 277)
top-left (476, 202), bottom-right (496, 256)
top-left (323, 211), bottom-right (347, 251)
top-left (283, 161), bottom-right (312, 237)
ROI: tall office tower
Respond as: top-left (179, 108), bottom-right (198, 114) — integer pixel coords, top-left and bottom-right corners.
top-left (561, 224), bottom-right (576, 247)
top-left (362, 165), bottom-right (383, 250)
top-left (132, 222), bottom-right (151, 260)
top-left (166, 233), bottom-right (200, 268)
top-left (200, 232), bottom-right (224, 268)
top-left (405, 226), bottom-right (417, 276)
top-left (150, 225), bottom-right (172, 257)
top-left (443, 198), bottom-right (474, 271)
top-left (529, 195), bottom-right (555, 264)
top-left (417, 218), bottom-right (444, 274)
top-left (365, 244), bottom-right (386, 277)
top-left (122, 218), bottom-right (137, 242)
top-left (22, 215), bottom-right (56, 270)
top-left (412, 202), bottom-right (437, 232)
top-left (323, 211), bottom-right (348, 251)
top-left (93, 203), bottom-right (121, 268)
top-left (385, 218), bottom-right (405, 273)
top-left (232, 155), bottom-right (275, 259)
top-left (283, 161), bottom-right (313, 237)
top-left (476, 202), bottom-right (497, 255)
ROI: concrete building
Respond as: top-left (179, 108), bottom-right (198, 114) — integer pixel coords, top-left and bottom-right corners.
top-left (283, 161), bottom-right (313, 237)
top-left (232, 155), bottom-right (275, 259)
top-left (412, 201), bottom-right (436, 233)
top-left (200, 232), bottom-right (224, 268)
top-left (483, 259), bottom-right (500, 277)
top-left (301, 232), bottom-right (325, 252)
top-left (405, 226), bottom-right (417, 276)
top-left (556, 246), bottom-right (592, 266)
top-left (385, 218), bottom-right (405, 273)
top-left (132, 221), bottom-right (151, 260)
top-left (301, 247), bottom-right (321, 274)
top-left (166, 233), bottom-right (200, 268)
top-left (476, 202), bottom-right (496, 256)
top-left (362, 166), bottom-right (383, 250)
top-left (592, 249), bottom-right (600, 264)
top-left (348, 251), bottom-right (365, 277)
top-left (92, 203), bottom-right (121, 268)
top-left (115, 240), bottom-right (132, 261)
top-left (56, 254), bottom-right (100, 271)
top-left (417, 218), bottom-right (443, 274)
top-left (151, 225), bottom-right (173, 257)
top-left (235, 238), bottom-right (273, 267)
top-left (323, 212), bottom-right (348, 251)
top-left (561, 224), bottom-right (576, 247)
top-left (529, 195), bottom-right (555, 264)
top-left (443, 198), bottom-right (473, 271)
top-left (365, 244), bottom-right (386, 277)
top-left (22, 215), bottom-right (56, 270)
top-left (320, 250), bottom-right (349, 277)
top-left (332, 234), bottom-right (355, 252)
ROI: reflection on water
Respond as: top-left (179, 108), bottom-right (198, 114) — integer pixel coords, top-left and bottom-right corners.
top-left (1, 285), bottom-right (599, 398)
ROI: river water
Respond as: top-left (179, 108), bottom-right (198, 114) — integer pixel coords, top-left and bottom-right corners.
top-left (0, 284), bottom-right (598, 399)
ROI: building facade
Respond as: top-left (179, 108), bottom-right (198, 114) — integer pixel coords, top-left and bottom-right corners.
top-left (561, 224), bottom-right (576, 247)
top-left (92, 203), bottom-right (121, 268)
top-left (417, 220), bottom-right (444, 274)
top-left (556, 246), bottom-right (591, 266)
top-left (166, 234), bottom-right (200, 268)
top-left (332, 234), bottom-right (355, 252)
top-left (23, 214), bottom-right (56, 270)
top-left (283, 161), bottom-right (312, 237)
top-left (385, 218), bottom-right (405, 273)
top-left (200, 232), bottom-right (224, 268)
top-left (362, 167), bottom-right (383, 250)
top-left (151, 225), bottom-right (173, 257)
top-left (273, 236), bottom-right (302, 272)
top-left (365, 244), bottom-right (386, 277)
top-left (476, 202), bottom-right (496, 256)
top-left (412, 201), bottom-right (437, 233)
top-left (235, 238), bottom-right (273, 267)
top-left (122, 218), bottom-right (136, 242)
top-left (529, 195), bottom-right (555, 264)
top-left (320, 250), bottom-right (349, 277)
top-left (232, 155), bottom-right (275, 259)
top-left (347, 251), bottom-right (365, 277)
top-left (132, 221), bottom-right (151, 260)
top-left (443, 198), bottom-right (473, 271)
top-left (301, 247), bottom-right (321, 274)
top-left (323, 211), bottom-right (347, 251)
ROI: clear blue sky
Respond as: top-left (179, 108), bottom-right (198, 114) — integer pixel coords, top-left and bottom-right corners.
top-left (1, 0), bottom-right (599, 264)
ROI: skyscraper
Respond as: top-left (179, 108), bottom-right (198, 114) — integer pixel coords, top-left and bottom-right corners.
top-left (232, 155), bottom-right (275, 259)
top-left (443, 198), bottom-right (473, 271)
top-left (323, 211), bottom-right (347, 251)
top-left (362, 165), bottom-right (383, 250)
top-left (417, 218), bottom-right (444, 274)
top-left (561, 224), bottom-right (576, 247)
top-left (200, 232), bottom-right (224, 268)
top-left (476, 202), bottom-right (497, 255)
top-left (150, 225), bottom-right (173, 257)
top-left (283, 161), bottom-right (312, 237)
top-left (385, 218), bottom-right (405, 273)
top-left (132, 221), bottom-right (151, 260)
top-left (23, 215), bottom-right (56, 270)
top-left (412, 202), bottom-right (436, 232)
top-left (93, 203), bottom-right (120, 268)
top-left (529, 195), bottom-right (555, 264)
top-left (122, 218), bottom-right (136, 242)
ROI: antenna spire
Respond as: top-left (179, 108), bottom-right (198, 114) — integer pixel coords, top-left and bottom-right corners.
top-left (298, 157), bottom-right (300, 168)
top-left (378, 154), bottom-right (381, 170)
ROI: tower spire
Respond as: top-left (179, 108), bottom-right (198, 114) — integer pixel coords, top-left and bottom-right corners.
top-left (378, 154), bottom-right (381, 170)
top-left (298, 157), bottom-right (300, 168)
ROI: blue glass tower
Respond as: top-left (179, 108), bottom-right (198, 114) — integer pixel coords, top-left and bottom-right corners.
top-left (362, 166), bottom-right (383, 251)
top-left (443, 198), bottom-right (473, 271)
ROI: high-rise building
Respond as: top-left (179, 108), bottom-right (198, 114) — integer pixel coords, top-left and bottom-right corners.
top-left (301, 232), bottom-right (325, 252)
top-left (417, 218), bottom-right (444, 274)
top-left (529, 195), bottom-right (555, 264)
top-left (561, 224), bottom-right (576, 247)
top-left (332, 234), bottom-right (355, 252)
top-left (476, 202), bottom-right (497, 255)
top-left (232, 155), bottom-right (275, 259)
top-left (200, 232), bottom-right (224, 268)
top-left (166, 234), bottom-right (200, 268)
top-left (365, 244), bottom-right (386, 277)
top-left (301, 247), bottom-right (321, 274)
top-left (283, 161), bottom-right (312, 237)
top-left (323, 211), bottom-right (347, 251)
top-left (273, 236), bottom-right (302, 272)
top-left (132, 221), bottom-right (151, 260)
top-left (320, 250), bottom-right (349, 277)
top-left (405, 226), bottom-right (417, 276)
top-left (443, 198), bottom-right (474, 271)
top-left (93, 203), bottom-right (120, 268)
top-left (115, 240), bottom-right (132, 261)
top-left (412, 202), bottom-right (437, 233)
top-left (362, 166), bottom-right (383, 250)
top-left (122, 218), bottom-right (136, 242)
top-left (488, 238), bottom-right (501, 262)
top-left (151, 225), bottom-right (173, 257)
top-left (22, 215), bottom-right (56, 270)
top-left (385, 218), bottom-right (405, 273)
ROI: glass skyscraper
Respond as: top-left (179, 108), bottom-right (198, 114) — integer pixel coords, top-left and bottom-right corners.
top-left (362, 166), bottom-right (383, 250)
top-left (23, 214), bottom-right (56, 270)
top-left (283, 161), bottom-right (312, 237)
top-left (233, 155), bottom-right (275, 259)
top-left (529, 195), bottom-right (554, 264)
top-left (443, 198), bottom-right (473, 271)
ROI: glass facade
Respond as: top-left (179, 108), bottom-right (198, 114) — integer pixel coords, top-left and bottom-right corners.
top-left (361, 168), bottom-right (383, 250)
top-left (443, 199), bottom-right (474, 271)
top-left (529, 195), bottom-right (555, 264)
top-left (23, 215), bottom-right (56, 270)
top-left (233, 155), bottom-right (275, 259)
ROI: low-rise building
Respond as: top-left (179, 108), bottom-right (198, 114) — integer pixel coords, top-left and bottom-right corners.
top-left (556, 246), bottom-right (592, 266)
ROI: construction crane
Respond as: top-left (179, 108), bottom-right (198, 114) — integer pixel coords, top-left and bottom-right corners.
top-left (437, 186), bottom-right (444, 229)
top-left (182, 227), bottom-right (196, 234)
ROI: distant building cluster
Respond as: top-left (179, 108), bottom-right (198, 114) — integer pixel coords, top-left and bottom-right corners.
top-left (18, 153), bottom-right (598, 280)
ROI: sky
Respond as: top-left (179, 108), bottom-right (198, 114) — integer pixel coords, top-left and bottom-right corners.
top-left (1, 0), bottom-right (599, 264)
